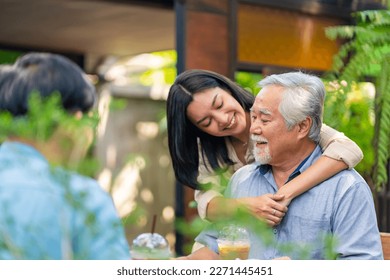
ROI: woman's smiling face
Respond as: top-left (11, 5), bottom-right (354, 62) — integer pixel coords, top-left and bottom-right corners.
top-left (186, 87), bottom-right (248, 137)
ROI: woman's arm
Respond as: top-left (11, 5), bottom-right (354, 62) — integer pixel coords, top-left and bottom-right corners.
top-left (195, 189), bottom-right (224, 220)
top-left (196, 151), bottom-right (288, 225)
top-left (202, 192), bottom-right (287, 225)
top-left (319, 123), bottom-right (363, 168)
top-left (276, 124), bottom-right (363, 206)
top-left (276, 156), bottom-right (347, 206)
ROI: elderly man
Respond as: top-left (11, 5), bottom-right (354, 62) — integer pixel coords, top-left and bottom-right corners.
top-left (186, 72), bottom-right (383, 260)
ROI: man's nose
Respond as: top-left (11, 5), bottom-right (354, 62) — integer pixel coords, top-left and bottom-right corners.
top-left (250, 120), bottom-right (262, 134)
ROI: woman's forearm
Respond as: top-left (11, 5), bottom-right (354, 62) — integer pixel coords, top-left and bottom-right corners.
top-left (206, 157), bottom-right (349, 220)
top-left (206, 196), bottom-right (239, 222)
top-left (277, 156), bottom-right (348, 202)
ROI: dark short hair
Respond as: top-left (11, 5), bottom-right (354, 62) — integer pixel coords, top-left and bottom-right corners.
top-left (0, 52), bottom-right (96, 116)
top-left (0, 65), bottom-right (19, 109)
top-left (166, 69), bottom-right (254, 189)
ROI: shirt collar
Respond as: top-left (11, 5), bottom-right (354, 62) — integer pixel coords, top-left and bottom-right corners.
top-left (257, 145), bottom-right (322, 184)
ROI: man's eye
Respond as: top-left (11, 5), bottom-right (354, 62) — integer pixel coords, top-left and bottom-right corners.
top-left (216, 102), bottom-right (223, 109)
top-left (261, 119), bottom-right (269, 123)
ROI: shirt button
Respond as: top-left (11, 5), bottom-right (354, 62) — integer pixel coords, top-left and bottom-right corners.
top-left (273, 229), bottom-right (278, 234)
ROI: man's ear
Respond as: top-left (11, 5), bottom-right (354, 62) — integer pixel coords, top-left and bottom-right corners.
top-left (297, 117), bottom-right (312, 139)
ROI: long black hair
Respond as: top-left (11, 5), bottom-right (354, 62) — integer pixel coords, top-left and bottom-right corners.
top-left (166, 69), bottom-right (254, 189)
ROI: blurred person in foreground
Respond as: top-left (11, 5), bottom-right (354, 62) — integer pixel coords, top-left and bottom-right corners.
top-left (0, 52), bottom-right (130, 259)
top-left (184, 72), bottom-right (383, 260)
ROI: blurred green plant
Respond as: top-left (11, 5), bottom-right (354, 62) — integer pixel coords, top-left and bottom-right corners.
top-left (235, 71), bottom-right (263, 95)
top-left (139, 50), bottom-right (177, 134)
top-left (109, 97), bottom-right (128, 111)
top-left (0, 92), bottom-right (100, 177)
top-left (325, 8), bottom-right (390, 190)
top-left (139, 50), bottom-right (177, 86)
top-left (322, 80), bottom-right (375, 177)
top-left (0, 50), bottom-right (22, 64)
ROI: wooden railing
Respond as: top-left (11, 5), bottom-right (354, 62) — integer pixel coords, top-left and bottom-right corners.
top-left (381, 232), bottom-right (390, 260)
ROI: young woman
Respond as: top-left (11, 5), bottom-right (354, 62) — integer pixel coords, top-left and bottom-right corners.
top-left (167, 69), bottom-right (363, 225)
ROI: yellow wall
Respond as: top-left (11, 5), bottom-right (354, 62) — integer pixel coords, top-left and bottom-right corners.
top-left (238, 4), bottom-right (345, 71)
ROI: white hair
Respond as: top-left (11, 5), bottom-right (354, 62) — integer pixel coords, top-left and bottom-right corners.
top-left (258, 72), bottom-right (325, 142)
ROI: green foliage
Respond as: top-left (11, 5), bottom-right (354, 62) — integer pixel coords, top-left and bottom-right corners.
top-left (322, 234), bottom-right (339, 260)
top-left (109, 97), bottom-right (128, 111)
top-left (0, 50), bottom-right (23, 64)
top-left (139, 50), bottom-right (177, 86)
top-left (375, 55), bottom-right (390, 188)
top-left (235, 71), bottom-right (263, 95)
top-left (0, 92), bottom-right (100, 176)
top-left (323, 81), bottom-right (375, 175)
top-left (198, 168), bottom-right (231, 192)
top-left (325, 10), bottom-right (390, 80)
top-left (0, 92), bottom-right (62, 142)
top-left (122, 205), bottom-right (148, 227)
top-left (325, 9), bottom-right (390, 190)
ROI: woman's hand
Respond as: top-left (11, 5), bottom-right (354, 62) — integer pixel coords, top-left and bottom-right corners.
top-left (273, 190), bottom-right (293, 208)
top-left (236, 194), bottom-right (288, 226)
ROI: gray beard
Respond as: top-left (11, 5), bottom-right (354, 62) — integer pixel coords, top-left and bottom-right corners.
top-left (253, 145), bottom-right (272, 164)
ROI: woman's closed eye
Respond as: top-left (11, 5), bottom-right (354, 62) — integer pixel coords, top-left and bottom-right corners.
top-left (201, 118), bottom-right (212, 127)
top-left (213, 95), bottom-right (223, 109)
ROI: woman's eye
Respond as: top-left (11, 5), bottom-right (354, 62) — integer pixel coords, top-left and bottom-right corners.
top-left (202, 118), bottom-right (212, 127)
top-left (213, 95), bottom-right (223, 109)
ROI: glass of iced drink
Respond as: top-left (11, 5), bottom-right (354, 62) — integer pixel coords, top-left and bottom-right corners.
top-left (217, 225), bottom-right (250, 260)
top-left (130, 232), bottom-right (171, 260)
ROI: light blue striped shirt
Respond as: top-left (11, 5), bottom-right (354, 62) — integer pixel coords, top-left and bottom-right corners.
top-left (195, 145), bottom-right (383, 259)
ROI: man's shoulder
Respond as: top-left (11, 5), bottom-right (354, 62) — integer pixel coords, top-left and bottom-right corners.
top-left (229, 163), bottom-right (261, 190)
top-left (323, 168), bottom-right (371, 195)
top-left (332, 168), bottom-right (365, 183)
top-left (232, 162), bottom-right (259, 179)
